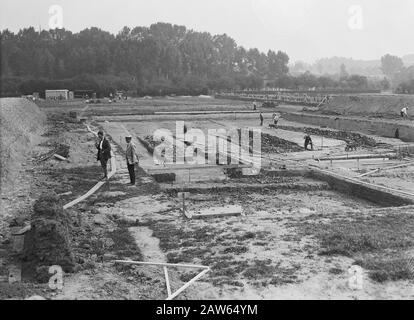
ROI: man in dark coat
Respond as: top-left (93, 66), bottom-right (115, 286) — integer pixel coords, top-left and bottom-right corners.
top-left (304, 133), bottom-right (314, 151)
top-left (96, 130), bottom-right (112, 180)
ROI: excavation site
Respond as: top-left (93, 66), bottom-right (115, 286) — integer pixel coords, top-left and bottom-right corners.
top-left (1, 94), bottom-right (414, 300)
top-left (1, 3), bottom-right (414, 303)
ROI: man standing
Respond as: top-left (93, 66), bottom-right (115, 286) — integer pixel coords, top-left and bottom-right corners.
top-left (259, 112), bottom-right (264, 126)
top-left (125, 135), bottom-right (138, 185)
top-left (273, 112), bottom-right (280, 126)
top-left (96, 130), bottom-right (111, 180)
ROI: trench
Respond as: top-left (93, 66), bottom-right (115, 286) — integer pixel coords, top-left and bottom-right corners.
top-left (283, 112), bottom-right (414, 143)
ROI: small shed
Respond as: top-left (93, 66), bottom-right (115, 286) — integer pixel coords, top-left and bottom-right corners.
top-left (45, 89), bottom-right (69, 100)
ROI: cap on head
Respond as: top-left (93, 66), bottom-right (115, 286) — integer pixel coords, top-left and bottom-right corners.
top-left (98, 130), bottom-right (104, 136)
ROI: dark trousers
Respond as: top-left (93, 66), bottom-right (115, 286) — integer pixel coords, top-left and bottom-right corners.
top-left (127, 163), bottom-right (136, 184)
top-left (100, 158), bottom-right (108, 177)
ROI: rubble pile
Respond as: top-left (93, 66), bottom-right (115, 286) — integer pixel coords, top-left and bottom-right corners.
top-left (277, 125), bottom-right (377, 148)
top-left (22, 193), bottom-right (75, 282)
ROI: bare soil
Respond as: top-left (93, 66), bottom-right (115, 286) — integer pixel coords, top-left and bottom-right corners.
top-left (2, 96), bottom-right (414, 300)
top-left (320, 94), bottom-right (414, 119)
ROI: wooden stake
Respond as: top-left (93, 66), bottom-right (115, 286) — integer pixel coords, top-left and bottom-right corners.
top-left (182, 192), bottom-right (186, 215)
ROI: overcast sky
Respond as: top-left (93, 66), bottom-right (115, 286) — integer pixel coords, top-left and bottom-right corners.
top-left (1, 0), bottom-right (414, 63)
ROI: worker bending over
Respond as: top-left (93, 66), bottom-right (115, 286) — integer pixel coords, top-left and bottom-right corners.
top-left (304, 134), bottom-right (314, 151)
top-left (401, 106), bottom-right (409, 119)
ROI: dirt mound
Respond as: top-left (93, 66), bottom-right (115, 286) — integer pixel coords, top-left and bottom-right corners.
top-left (235, 129), bottom-right (302, 154)
top-left (0, 98), bottom-right (46, 185)
top-left (277, 125), bottom-right (377, 148)
top-left (320, 95), bottom-right (414, 117)
top-left (22, 193), bottom-right (76, 282)
top-left (261, 133), bottom-right (303, 153)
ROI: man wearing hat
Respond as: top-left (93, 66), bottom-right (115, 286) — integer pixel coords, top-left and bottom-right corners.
top-left (125, 135), bottom-right (138, 185)
top-left (95, 130), bottom-right (112, 180)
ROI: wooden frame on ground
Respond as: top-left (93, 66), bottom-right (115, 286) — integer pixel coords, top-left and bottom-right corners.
top-left (114, 260), bottom-right (210, 300)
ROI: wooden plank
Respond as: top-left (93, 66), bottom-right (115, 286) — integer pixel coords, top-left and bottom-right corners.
top-left (114, 260), bottom-right (209, 270)
top-left (115, 260), bottom-right (210, 300)
top-left (164, 266), bottom-right (172, 297)
top-left (54, 154), bottom-right (70, 162)
top-left (63, 181), bottom-right (106, 209)
top-left (357, 161), bottom-right (414, 178)
top-left (190, 205), bottom-right (242, 219)
top-left (318, 169), bottom-right (414, 198)
top-left (318, 153), bottom-right (397, 161)
top-left (166, 268), bottom-right (210, 300)
top-left (147, 163), bottom-right (251, 172)
top-left (11, 225), bottom-right (31, 235)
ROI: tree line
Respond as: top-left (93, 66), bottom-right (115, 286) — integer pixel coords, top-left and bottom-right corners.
top-left (0, 23), bottom-right (389, 97)
top-left (381, 54), bottom-right (414, 94)
top-left (1, 23), bottom-right (289, 97)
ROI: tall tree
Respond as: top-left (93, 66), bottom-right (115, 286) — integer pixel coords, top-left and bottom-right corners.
top-left (339, 63), bottom-right (349, 81)
top-left (381, 54), bottom-right (404, 78)
top-left (267, 50), bottom-right (289, 78)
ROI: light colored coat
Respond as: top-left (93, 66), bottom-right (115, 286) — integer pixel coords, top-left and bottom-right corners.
top-left (126, 142), bottom-right (138, 164)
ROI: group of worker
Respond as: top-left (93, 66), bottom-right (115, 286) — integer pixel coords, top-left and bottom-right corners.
top-left (255, 101), bottom-right (280, 126)
top-left (95, 130), bottom-right (138, 185)
top-left (256, 102), bottom-right (314, 151)
top-left (258, 112), bottom-right (281, 126)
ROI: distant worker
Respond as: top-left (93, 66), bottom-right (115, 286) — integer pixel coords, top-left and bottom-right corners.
top-left (273, 112), bottom-right (280, 126)
top-left (95, 130), bottom-right (112, 180)
top-left (125, 135), bottom-right (138, 185)
top-left (304, 133), bottom-right (314, 151)
top-left (401, 106), bottom-right (408, 119)
top-left (253, 101), bottom-right (257, 110)
top-left (259, 112), bottom-right (264, 126)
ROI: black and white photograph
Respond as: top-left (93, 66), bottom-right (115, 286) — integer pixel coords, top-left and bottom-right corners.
top-left (1, 0), bottom-right (414, 306)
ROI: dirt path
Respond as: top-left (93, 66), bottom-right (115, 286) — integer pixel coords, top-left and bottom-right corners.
top-left (128, 227), bottom-right (166, 262)
top-left (52, 131), bottom-right (200, 300)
